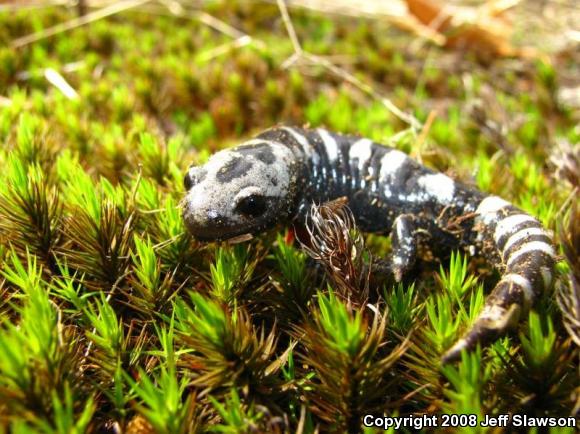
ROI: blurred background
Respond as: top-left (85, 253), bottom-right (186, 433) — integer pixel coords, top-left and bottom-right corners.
top-left (1, 1), bottom-right (579, 143)
top-left (1, 0), bottom-right (578, 206)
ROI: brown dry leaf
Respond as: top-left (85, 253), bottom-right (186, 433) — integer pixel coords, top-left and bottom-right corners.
top-left (404, 0), bottom-right (538, 59)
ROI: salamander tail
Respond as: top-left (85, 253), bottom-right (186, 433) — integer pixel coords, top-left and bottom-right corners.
top-left (442, 196), bottom-right (556, 363)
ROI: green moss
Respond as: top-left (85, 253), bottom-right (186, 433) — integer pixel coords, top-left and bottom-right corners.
top-left (0, 2), bottom-right (577, 432)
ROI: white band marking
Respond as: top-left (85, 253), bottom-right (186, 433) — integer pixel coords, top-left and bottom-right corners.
top-left (349, 138), bottom-right (373, 171)
top-left (506, 241), bottom-right (555, 267)
top-left (476, 196), bottom-right (511, 215)
top-left (501, 273), bottom-right (534, 305)
top-left (476, 196), bottom-right (511, 224)
top-left (502, 227), bottom-right (549, 253)
top-left (379, 150), bottom-right (408, 183)
top-left (494, 214), bottom-right (538, 242)
top-left (281, 127), bottom-right (320, 165)
top-left (317, 128), bottom-right (339, 162)
top-left (417, 173), bottom-right (455, 204)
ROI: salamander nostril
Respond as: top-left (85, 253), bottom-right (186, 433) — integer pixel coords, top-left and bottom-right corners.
top-left (183, 173), bottom-right (193, 191)
top-left (206, 209), bottom-right (225, 225)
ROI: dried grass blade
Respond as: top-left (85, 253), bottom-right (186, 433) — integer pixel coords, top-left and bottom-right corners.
top-left (11, 0), bottom-right (151, 48)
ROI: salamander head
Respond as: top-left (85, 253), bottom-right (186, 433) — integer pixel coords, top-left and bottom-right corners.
top-left (182, 140), bottom-right (300, 241)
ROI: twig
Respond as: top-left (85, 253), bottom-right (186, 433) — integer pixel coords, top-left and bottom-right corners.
top-left (16, 60), bottom-right (86, 81)
top-left (194, 10), bottom-right (247, 40)
top-left (153, 233), bottom-right (184, 251)
top-left (137, 208), bottom-right (168, 214)
top-left (296, 405), bottom-right (307, 434)
top-left (555, 186), bottom-right (578, 220)
top-left (123, 2), bottom-right (250, 42)
top-left (11, 0), bottom-right (151, 48)
top-left (414, 109), bottom-right (438, 163)
top-left (195, 35), bottom-right (257, 63)
top-left (154, 1), bottom-right (264, 61)
top-left (304, 52), bottom-right (421, 129)
top-left (276, 0), bottom-right (303, 55)
top-left (271, 0), bottom-right (445, 45)
top-left (158, 0), bottom-right (185, 16)
top-left (0, 1), bottom-right (68, 12)
top-left (44, 68), bottom-right (79, 99)
top-left (140, 1), bottom-right (250, 40)
top-left (275, 0), bottom-right (421, 129)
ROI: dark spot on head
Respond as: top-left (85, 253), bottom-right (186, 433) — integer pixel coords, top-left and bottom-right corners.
top-left (235, 143), bottom-right (276, 164)
top-left (254, 147), bottom-right (276, 164)
top-left (269, 176), bottom-right (278, 186)
top-left (216, 156), bottom-right (253, 183)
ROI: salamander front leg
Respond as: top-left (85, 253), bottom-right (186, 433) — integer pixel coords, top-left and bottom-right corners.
top-left (390, 214), bottom-right (419, 282)
top-left (389, 214), bottom-right (459, 282)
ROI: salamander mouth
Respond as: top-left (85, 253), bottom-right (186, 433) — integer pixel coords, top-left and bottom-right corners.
top-left (182, 211), bottom-right (270, 243)
top-left (189, 228), bottom-right (254, 243)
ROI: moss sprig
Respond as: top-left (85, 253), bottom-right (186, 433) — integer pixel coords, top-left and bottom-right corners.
top-left (126, 321), bottom-right (202, 434)
top-left (174, 293), bottom-right (285, 404)
top-left (125, 234), bottom-right (177, 317)
top-left (0, 156), bottom-right (62, 266)
top-left (296, 291), bottom-right (406, 433)
top-left (59, 197), bottom-right (135, 290)
top-left (267, 232), bottom-right (315, 323)
top-left (0, 251), bottom-right (90, 429)
top-left (495, 312), bottom-right (578, 415)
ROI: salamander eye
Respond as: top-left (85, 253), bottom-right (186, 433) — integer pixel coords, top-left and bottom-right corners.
top-left (235, 194), bottom-right (266, 218)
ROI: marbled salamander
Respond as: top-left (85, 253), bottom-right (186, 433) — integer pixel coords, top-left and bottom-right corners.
top-left (182, 126), bottom-right (556, 362)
